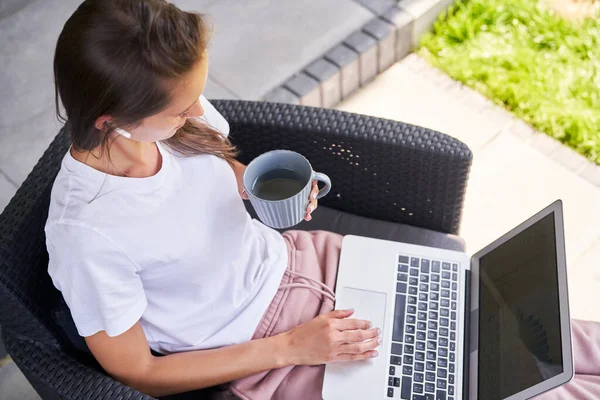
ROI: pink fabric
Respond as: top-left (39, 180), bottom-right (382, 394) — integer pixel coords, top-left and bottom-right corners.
top-left (534, 319), bottom-right (600, 399)
top-left (229, 230), bottom-right (343, 400)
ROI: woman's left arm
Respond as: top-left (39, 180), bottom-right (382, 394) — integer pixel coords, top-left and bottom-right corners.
top-left (230, 160), bottom-right (318, 221)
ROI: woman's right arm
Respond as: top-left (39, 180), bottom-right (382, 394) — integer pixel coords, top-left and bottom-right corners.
top-left (86, 309), bottom-right (380, 398)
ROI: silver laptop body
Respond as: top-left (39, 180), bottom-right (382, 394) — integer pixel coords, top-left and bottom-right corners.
top-left (323, 200), bottom-right (573, 400)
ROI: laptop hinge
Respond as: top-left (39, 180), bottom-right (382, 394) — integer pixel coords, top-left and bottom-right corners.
top-left (462, 270), bottom-right (472, 400)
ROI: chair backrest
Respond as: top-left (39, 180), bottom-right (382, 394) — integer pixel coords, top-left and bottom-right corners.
top-left (0, 127), bottom-right (82, 350)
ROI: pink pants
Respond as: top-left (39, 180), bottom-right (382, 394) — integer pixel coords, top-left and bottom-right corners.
top-left (227, 230), bottom-right (600, 399)
top-left (534, 319), bottom-right (600, 399)
top-left (229, 230), bottom-right (343, 400)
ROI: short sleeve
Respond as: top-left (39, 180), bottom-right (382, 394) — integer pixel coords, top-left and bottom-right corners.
top-left (46, 223), bottom-right (147, 337)
top-left (198, 94), bottom-right (230, 137)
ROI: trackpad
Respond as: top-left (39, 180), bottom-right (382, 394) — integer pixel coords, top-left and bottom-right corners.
top-left (338, 287), bottom-right (387, 336)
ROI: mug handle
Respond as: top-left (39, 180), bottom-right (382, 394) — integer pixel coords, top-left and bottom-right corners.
top-left (312, 172), bottom-right (332, 200)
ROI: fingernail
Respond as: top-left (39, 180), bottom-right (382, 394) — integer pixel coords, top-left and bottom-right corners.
top-left (377, 337), bottom-right (382, 345)
top-left (372, 351), bottom-right (379, 358)
top-left (309, 204), bottom-right (315, 212)
top-left (311, 193), bottom-right (317, 200)
top-left (377, 328), bottom-right (381, 335)
top-left (367, 321), bottom-right (372, 328)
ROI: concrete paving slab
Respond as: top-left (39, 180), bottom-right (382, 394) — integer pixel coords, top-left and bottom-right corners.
top-left (204, 0), bottom-right (373, 100)
top-left (204, 77), bottom-right (239, 100)
top-left (0, 361), bottom-right (40, 400)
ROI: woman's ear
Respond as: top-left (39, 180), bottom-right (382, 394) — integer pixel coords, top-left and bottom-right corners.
top-left (94, 115), bottom-right (112, 131)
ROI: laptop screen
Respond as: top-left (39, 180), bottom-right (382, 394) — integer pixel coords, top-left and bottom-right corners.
top-left (477, 213), bottom-right (563, 399)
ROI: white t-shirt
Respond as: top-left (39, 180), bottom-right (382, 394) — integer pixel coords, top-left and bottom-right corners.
top-left (45, 95), bottom-right (288, 354)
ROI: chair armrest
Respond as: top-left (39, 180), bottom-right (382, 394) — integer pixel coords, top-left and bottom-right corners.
top-left (212, 100), bottom-right (472, 234)
top-left (3, 330), bottom-right (155, 400)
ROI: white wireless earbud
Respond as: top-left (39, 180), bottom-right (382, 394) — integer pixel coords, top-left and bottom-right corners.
top-left (114, 127), bottom-right (132, 139)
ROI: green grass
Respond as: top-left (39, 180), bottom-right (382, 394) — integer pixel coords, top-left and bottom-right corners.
top-left (419, 0), bottom-right (600, 165)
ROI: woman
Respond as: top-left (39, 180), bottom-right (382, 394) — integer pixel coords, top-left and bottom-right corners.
top-left (46, 1), bottom-right (380, 399)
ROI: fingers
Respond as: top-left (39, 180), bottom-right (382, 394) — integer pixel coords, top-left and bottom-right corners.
top-left (241, 189), bottom-right (249, 200)
top-left (333, 350), bottom-right (379, 362)
top-left (328, 309), bottom-right (355, 319)
top-left (335, 317), bottom-right (372, 331)
top-left (338, 335), bottom-right (381, 354)
top-left (339, 327), bottom-right (380, 344)
top-left (304, 181), bottom-right (319, 221)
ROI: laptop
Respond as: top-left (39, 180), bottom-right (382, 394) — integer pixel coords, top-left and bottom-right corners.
top-left (323, 200), bottom-right (573, 400)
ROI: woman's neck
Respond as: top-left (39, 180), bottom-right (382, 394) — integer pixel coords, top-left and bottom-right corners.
top-left (71, 138), bottom-right (162, 178)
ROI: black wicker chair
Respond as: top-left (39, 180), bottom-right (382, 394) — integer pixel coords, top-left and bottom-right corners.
top-left (0, 100), bottom-right (472, 399)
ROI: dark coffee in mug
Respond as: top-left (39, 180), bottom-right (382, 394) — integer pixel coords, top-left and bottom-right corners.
top-left (252, 168), bottom-right (306, 201)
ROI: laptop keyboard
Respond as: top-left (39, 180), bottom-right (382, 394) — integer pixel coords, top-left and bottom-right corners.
top-left (388, 255), bottom-right (459, 400)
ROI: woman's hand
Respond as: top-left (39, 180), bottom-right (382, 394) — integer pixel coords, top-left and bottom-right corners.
top-left (304, 180), bottom-right (319, 221)
top-left (278, 309), bottom-right (381, 366)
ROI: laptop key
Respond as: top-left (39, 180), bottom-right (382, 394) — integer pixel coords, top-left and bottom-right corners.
top-left (387, 387), bottom-right (394, 398)
top-left (428, 321), bottom-right (438, 330)
top-left (451, 322), bottom-right (456, 331)
top-left (409, 286), bottom-right (418, 295)
top-left (425, 394), bottom-right (435, 400)
top-left (442, 262), bottom-right (451, 270)
top-left (439, 358), bottom-right (448, 368)
top-left (436, 390), bottom-right (447, 400)
top-left (410, 277), bottom-right (419, 285)
top-left (391, 355), bottom-right (402, 365)
top-left (390, 366), bottom-right (396, 375)
top-left (416, 341), bottom-right (425, 351)
top-left (406, 324), bottom-right (415, 333)
top-left (421, 259), bottom-right (430, 273)
top-left (442, 271), bottom-right (451, 279)
top-left (451, 302), bottom-right (457, 310)
top-left (405, 335), bottom-right (415, 344)
top-left (431, 283), bottom-right (440, 291)
top-left (413, 396), bottom-right (426, 400)
top-left (440, 328), bottom-right (449, 337)
top-left (437, 379), bottom-right (447, 389)
top-left (415, 362), bottom-right (424, 372)
top-left (452, 273), bottom-right (457, 281)
top-left (449, 386), bottom-right (454, 395)
top-left (452, 263), bottom-right (458, 271)
top-left (407, 315), bottom-right (416, 324)
top-left (451, 292), bottom-right (457, 301)
top-left (427, 341), bottom-right (437, 350)
top-left (425, 382), bottom-right (435, 392)
top-left (431, 292), bottom-right (439, 301)
top-left (450, 353), bottom-right (455, 362)
top-left (392, 343), bottom-right (403, 355)
top-left (431, 274), bottom-right (440, 282)
top-left (416, 351), bottom-right (425, 361)
top-left (418, 302), bottom-right (427, 311)
top-left (416, 331), bottom-right (426, 341)
top-left (417, 320), bottom-right (427, 328)
top-left (399, 264), bottom-right (409, 273)
top-left (429, 302), bottom-right (438, 311)
top-left (427, 351), bottom-right (436, 361)
top-left (405, 345), bottom-right (414, 355)
top-left (438, 368), bottom-right (447, 378)
top-left (408, 296), bottom-right (417, 305)
top-left (441, 299), bottom-right (450, 307)
top-left (401, 376), bottom-right (412, 399)
top-left (419, 293), bottom-right (428, 301)
top-left (441, 308), bottom-right (449, 317)
top-left (451, 311), bottom-right (456, 320)
top-left (450, 332), bottom-right (456, 341)
top-left (432, 261), bottom-right (440, 272)
top-left (452, 282), bottom-right (457, 291)
top-left (399, 255), bottom-right (409, 263)
top-left (439, 337), bottom-right (449, 347)
top-left (397, 282), bottom-right (408, 293)
top-left (427, 331), bottom-right (437, 340)
top-left (429, 311), bottom-right (438, 320)
top-left (449, 374), bottom-right (454, 384)
top-left (450, 364), bottom-right (455, 373)
top-left (413, 383), bottom-right (424, 393)
top-left (394, 377), bottom-right (401, 387)
top-left (441, 289), bottom-right (450, 298)
top-left (440, 318), bottom-right (449, 327)
top-left (393, 294), bottom-right (406, 342)
top-left (389, 377), bottom-right (394, 386)
top-left (426, 361), bottom-right (436, 371)
top-left (450, 342), bottom-right (455, 351)
top-left (399, 273), bottom-right (408, 282)
top-left (415, 372), bottom-right (424, 382)
top-left (403, 365), bottom-right (413, 375)
top-left (441, 280), bottom-right (450, 288)
top-left (420, 275), bottom-right (429, 283)
top-left (410, 268), bottom-right (419, 277)
top-left (425, 372), bottom-right (435, 381)
top-left (419, 283), bottom-right (429, 291)
top-left (439, 348), bottom-right (448, 357)
top-left (411, 258), bottom-right (419, 267)
top-left (408, 305), bottom-right (417, 314)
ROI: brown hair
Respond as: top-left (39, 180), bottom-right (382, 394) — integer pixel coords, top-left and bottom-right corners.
top-left (53, 0), bottom-right (237, 164)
